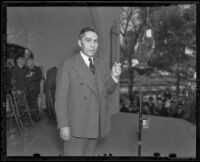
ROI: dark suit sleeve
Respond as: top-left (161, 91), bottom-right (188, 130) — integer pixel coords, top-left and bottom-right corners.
top-left (106, 74), bottom-right (118, 94)
top-left (55, 60), bottom-right (71, 129)
top-left (98, 59), bottom-right (118, 94)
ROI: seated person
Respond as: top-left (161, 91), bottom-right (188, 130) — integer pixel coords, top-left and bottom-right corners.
top-left (120, 104), bottom-right (130, 113)
top-left (173, 101), bottom-right (184, 118)
top-left (162, 99), bottom-right (171, 116)
top-left (130, 100), bottom-right (138, 113)
top-left (120, 96), bottom-right (131, 113)
top-left (160, 100), bottom-right (169, 117)
top-left (164, 88), bottom-right (172, 100)
top-left (25, 53), bottom-right (42, 122)
top-left (154, 99), bottom-right (163, 115)
top-left (143, 102), bottom-right (151, 114)
top-left (148, 96), bottom-right (155, 115)
top-left (168, 100), bottom-right (176, 117)
top-left (157, 90), bottom-right (166, 103)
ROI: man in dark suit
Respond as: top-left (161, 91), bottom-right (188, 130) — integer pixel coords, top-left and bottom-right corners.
top-left (25, 54), bottom-right (42, 122)
top-left (55, 27), bottom-right (121, 156)
top-left (44, 66), bottom-right (57, 121)
top-left (11, 52), bottom-right (27, 93)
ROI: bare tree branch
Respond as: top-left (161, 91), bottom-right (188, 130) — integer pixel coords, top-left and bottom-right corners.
top-left (124, 8), bottom-right (132, 34)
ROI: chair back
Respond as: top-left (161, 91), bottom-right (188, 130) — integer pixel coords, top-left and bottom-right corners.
top-left (6, 94), bottom-right (16, 115)
top-left (7, 93), bottom-right (22, 130)
top-left (12, 91), bottom-right (30, 116)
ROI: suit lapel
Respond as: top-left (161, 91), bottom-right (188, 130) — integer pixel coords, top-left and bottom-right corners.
top-left (94, 56), bottom-right (104, 95)
top-left (73, 54), bottom-right (98, 96)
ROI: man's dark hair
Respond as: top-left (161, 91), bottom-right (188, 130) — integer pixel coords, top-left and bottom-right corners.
top-left (79, 27), bottom-right (98, 39)
top-left (14, 52), bottom-right (25, 63)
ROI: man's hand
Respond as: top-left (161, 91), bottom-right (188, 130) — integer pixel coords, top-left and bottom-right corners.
top-left (60, 127), bottom-right (71, 141)
top-left (111, 62), bottom-right (122, 80)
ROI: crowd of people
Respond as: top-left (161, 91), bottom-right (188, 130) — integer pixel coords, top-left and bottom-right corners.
top-left (6, 48), bottom-right (57, 124)
top-left (120, 86), bottom-right (196, 122)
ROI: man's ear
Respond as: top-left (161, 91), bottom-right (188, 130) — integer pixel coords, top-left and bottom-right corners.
top-left (78, 40), bottom-right (82, 47)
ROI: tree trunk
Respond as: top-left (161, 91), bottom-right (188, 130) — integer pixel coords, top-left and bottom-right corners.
top-left (176, 69), bottom-right (180, 101)
top-left (128, 58), bottom-right (134, 107)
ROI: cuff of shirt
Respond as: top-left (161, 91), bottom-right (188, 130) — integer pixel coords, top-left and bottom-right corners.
top-left (111, 74), bottom-right (119, 83)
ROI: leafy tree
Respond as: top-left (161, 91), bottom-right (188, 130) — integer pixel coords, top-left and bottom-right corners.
top-left (148, 4), bottom-right (196, 99)
top-left (120, 6), bottom-right (163, 105)
top-left (120, 5), bottom-right (196, 103)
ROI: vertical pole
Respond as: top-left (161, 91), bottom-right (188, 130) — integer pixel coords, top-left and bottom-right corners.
top-left (114, 21), bottom-right (117, 62)
top-left (110, 25), bottom-right (113, 69)
top-left (138, 75), bottom-right (142, 156)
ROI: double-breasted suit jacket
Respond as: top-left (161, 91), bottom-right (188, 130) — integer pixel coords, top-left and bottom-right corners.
top-left (55, 53), bottom-right (117, 138)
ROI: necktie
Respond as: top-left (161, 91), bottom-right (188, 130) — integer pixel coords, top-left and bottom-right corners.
top-left (88, 57), bottom-right (95, 74)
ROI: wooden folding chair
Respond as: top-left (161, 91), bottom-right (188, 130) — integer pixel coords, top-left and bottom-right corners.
top-left (12, 90), bottom-right (34, 129)
top-left (6, 94), bottom-right (21, 131)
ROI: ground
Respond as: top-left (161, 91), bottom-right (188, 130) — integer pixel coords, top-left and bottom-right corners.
top-left (6, 112), bottom-right (196, 158)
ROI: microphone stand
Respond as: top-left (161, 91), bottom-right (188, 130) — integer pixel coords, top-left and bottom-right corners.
top-left (133, 63), bottom-right (153, 156)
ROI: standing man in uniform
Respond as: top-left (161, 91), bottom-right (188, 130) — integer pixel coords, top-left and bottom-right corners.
top-left (55, 27), bottom-right (121, 156)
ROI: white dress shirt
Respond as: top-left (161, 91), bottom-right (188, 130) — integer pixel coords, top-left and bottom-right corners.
top-left (80, 51), bottom-right (94, 67)
top-left (80, 51), bottom-right (118, 83)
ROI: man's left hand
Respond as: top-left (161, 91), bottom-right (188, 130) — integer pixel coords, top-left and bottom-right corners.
top-left (111, 62), bottom-right (122, 80)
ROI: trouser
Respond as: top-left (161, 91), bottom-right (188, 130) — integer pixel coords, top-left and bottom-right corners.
top-left (45, 91), bottom-right (55, 120)
top-left (64, 136), bottom-right (98, 156)
top-left (26, 91), bottom-right (40, 121)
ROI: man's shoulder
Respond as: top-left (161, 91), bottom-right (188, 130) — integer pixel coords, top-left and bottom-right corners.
top-left (60, 53), bottom-right (79, 68)
top-left (64, 53), bottom-right (79, 62)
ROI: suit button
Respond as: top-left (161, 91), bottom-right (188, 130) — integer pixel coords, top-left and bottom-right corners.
top-left (80, 82), bottom-right (83, 85)
top-left (83, 97), bottom-right (87, 100)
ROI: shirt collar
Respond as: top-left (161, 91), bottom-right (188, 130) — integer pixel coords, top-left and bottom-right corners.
top-left (80, 51), bottom-right (93, 67)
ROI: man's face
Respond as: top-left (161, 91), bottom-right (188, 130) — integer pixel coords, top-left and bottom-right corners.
top-left (26, 58), bottom-right (34, 67)
top-left (19, 57), bottom-right (26, 66)
top-left (78, 31), bottom-right (99, 57)
top-left (25, 50), bottom-right (31, 59)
